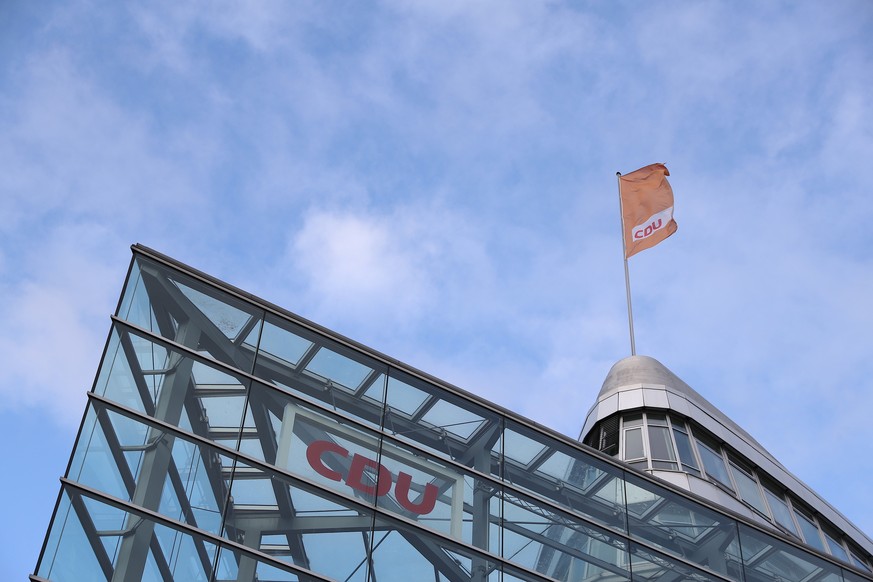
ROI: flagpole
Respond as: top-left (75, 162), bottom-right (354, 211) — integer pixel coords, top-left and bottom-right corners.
top-left (616, 171), bottom-right (636, 356)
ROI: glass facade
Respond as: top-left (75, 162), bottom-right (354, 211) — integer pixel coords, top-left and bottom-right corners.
top-left (32, 247), bottom-right (873, 581)
top-left (584, 410), bottom-right (873, 574)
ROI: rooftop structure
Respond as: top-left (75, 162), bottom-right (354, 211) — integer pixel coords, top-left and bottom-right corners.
top-left (581, 356), bottom-right (873, 571)
top-left (32, 245), bottom-right (873, 581)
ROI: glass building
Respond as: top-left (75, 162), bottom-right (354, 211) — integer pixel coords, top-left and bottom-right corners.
top-left (32, 245), bottom-right (873, 582)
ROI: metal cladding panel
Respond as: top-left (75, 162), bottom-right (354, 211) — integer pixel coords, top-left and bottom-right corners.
top-left (641, 387), bottom-right (670, 409)
top-left (600, 392), bottom-right (620, 417)
top-left (666, 392), bottom-right (691, 416)
top-left (617, 388), bottom-right (644, 410)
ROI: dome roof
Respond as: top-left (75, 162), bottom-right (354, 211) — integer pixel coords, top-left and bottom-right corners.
top-left (594, 354), bottom-right (769, 458)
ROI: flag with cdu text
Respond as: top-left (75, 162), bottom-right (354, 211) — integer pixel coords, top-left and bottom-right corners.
top-left (619, 163), bottom-right (678, 258)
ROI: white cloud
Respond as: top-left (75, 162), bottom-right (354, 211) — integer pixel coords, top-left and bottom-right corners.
top-left (0, 224), bottom-right (126, 426)
top-left (286, 202), bottom-right (493, 328)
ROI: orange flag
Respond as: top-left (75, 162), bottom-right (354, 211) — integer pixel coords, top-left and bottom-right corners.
top-left (619, 163), bottom-right (677, 258)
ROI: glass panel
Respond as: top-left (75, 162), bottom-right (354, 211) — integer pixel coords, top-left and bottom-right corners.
top-left (305, 347), bottom-right (372, 390)
top-left (253, 327), bottom-right (387, 430)
top-left (764, 489), bottom-right (799, 536)
top-left (502, 420), bottom-right (628, 534)
top-left (384, 375), bottom-right (429, 416)
top-left (118, 255), bottom-right (264, 373)
top-left (672, 429), bottom-right (700, 474)
top-left (385, 369), bottom-right (501, 468)
top-left (729, 464), bottom-right (768, 516)
top-left (37, 492), bottom-right (107, 581)
top-left (738, 523), bottom-right (842, 582)
top-left (96, 325), bottom-right (249, 445)
top-left (647, 426), bottom-right (675, 462)
top-left (40, 486), bottom-right (220, 581)
top-left (69, 404), bottom-right (233, 536)
top-left (623, 473), bottom-right (742, 581)
top-left (695, 440), bottom-right (733, 490)
top-left (795, 510), bottom-right (826, 552)
top-left (624, 428), bottom-right (644, 461)
top-left (213, 544), bottom-right (327, 581)
top-left (502, 427), bottom-right (547, 465)
top-left (224, 458), bottom-right (375, 580)
top-left (844, 569), bottom-right (873, 582)
top-left (630, 542), bottom-right (728, 581)
top-left (501, 488), bottom-right (630, 580)
top-left (375, 434), bottom-right (500, 551)
top-left (253, 318), bottom-right (313, 366)
top-left (368, 514), bottom-right (503, 582)
top-left (824, 531), bottom-right (849, 561)
top-left (243, 380), bottom-right (387, 481)
top-left (419, 399), bottom-right (487, 440)
top-left (850, 550), bottom-right (872, 572)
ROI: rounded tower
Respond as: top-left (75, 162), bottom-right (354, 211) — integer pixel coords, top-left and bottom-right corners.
top-left (579, 355), bottom-right (873, 571)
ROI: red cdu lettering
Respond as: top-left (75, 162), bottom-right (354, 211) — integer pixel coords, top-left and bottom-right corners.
top-left (347, 453), bottom-right (392, 497)
top-left (634, 218), bottom-right (662, 240)
top-left (394, 472), bottom-right (439, 515)
top-left (303, 439), bottom-right (445, 516)
top-left (306, 440), bottom-right (347, 482)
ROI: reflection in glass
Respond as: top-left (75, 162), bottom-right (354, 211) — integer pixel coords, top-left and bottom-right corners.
top-left (116, 256), bottom-right (264, 374)
top-left (39, 487), bottom-right (220, 581)
top-left (795, 510), bottom-right (826, 552)
top-left (252, 316), bottom-right (314, 367)
top-left (503, 489), bottom-right (630, 581)
top-left (624, 474), bottom-right (742, 581)
top-left (624, 428), bottom-right (644, 461)
top-left (672, 428), bottom-right (700, 475)
top-left (224, 457), bottom-right (375, 579)
top-left (730, 463), bottom-right (768, 516)
top-left (739, 523), bottom-right (842, 582)
top-left (630, 542), bottom-right (722, 581)
top-left (368, 514), bottom-right (503, 582)
top-left (764, 489), bottom-right (799, 536)
top-left (69, 404), bottom-right (233, 537)
top-left (695, 440), bottom-right (733, 491)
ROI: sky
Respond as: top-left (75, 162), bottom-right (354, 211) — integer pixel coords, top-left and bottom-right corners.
top-left (1, 0), bottom-right (872, 578)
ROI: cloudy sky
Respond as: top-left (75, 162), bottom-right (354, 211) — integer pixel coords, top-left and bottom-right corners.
top-left (2, 0), bottom-right (872, 578)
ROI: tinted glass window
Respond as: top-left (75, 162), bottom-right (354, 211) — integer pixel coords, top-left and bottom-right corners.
top-left (672, 428), bottom-right (700, 474)
top-left (795, 510), bottom-right (826, 552)
top-left (625, 428), bottom-right (644, 460)
top-left (730, 463), bottom-right (768, 515)
top-left (764, 489), bottom-right (798, 536)
top-left (696, 440), bottom-right (733, 490)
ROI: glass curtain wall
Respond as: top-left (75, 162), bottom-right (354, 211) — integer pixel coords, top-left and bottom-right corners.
top-left (34, 249), bottom-right (873, 582)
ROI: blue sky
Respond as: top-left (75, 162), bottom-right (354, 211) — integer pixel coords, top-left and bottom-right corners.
top-left (1, 1), bottom-right (872, 578)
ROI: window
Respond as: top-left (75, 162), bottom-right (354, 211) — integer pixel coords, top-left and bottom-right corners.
top-left (647, 425), bottom-right (677, 470)
top-left (590, 416), bottom-right (619, 456)
top-left (620, 414), bottom-right (647, 471)
top-left (849, 549), bottom-right (872, 573)
top-left (822, 528), bottom-right (848, 561)
top-left (624, 427), bottom-right (645, 461)
top-left (762, 486), bottom-right (799, 537)
top-left (695, 435), bottom-right (733, 491)
top-left (670, 420), bottom-right (700, 476)
top-left (729, 460), bottom-right (768, 516)
top-left (794, 508), bottom-right (826, 552)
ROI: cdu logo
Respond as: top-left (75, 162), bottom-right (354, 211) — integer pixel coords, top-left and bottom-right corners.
top-left (305, 439), bottom-right (440, 514)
